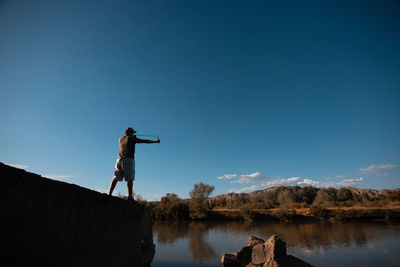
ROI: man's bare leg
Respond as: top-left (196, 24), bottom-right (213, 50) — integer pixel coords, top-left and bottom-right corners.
top-left (108, 178), bottom-right (118, 196)
top-left (127, 180), bottom-right (133, 199)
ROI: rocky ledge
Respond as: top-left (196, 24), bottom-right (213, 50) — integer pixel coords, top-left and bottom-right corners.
top-left (0, 163), bottom-right (155, 267)
top-left (221, 235), bottom-right (312, 267)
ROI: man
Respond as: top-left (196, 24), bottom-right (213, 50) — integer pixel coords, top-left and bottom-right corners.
top-left (108, 127), bottom-right (160, 200)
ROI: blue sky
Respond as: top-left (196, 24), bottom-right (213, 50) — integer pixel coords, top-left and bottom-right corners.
top-left (1, 0), bottom-right (399, 200)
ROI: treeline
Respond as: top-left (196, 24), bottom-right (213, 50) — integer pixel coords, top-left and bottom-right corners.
top-left (136, 184), bottom-right (400, 221)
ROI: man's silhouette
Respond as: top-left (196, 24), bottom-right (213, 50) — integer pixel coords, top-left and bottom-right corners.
top-left (108, 127), bottom-right (160, 200)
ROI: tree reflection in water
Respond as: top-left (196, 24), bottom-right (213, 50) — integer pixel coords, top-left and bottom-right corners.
top-left (153, 220), bottom-right (400, 264)
top-left (207, 221), bottom-right (375, 249)
top-left (188, 222), bottom-right (217, 263)
top-left (153, 221), bottom-right (217, 263)
top-left (153, 221), bottom-right (189, 244)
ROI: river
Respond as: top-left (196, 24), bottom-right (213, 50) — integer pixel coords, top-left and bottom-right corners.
top-left (151, 220), bottom-right (400, 267)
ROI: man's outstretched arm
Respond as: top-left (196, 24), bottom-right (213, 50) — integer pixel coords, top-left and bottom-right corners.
top-left (136, 138), bottom-right (160, 144)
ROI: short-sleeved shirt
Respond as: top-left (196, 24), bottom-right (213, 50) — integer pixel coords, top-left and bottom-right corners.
top-left (118, 135), bottom-right (147, 159)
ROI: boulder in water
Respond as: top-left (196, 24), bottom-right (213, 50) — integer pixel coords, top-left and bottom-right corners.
top-left (221, 234), bottom-right (312, 267)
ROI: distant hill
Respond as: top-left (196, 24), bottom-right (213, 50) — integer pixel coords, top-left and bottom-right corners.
top-left (208, 185), bottom-right (400, 208)
top-left (212, 186), bottom-right (399, 199)
top-left (251, 186), bottom-right (399, 199)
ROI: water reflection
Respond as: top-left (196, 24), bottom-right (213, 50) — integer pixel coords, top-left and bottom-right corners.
top-left (153, 220), bottom-right (400, 266)
top-left (191, 220), bottom-right (381, 249)
top-left (153, 221), bottom-right (217, 263)
top-left (155, 221), bottom-right (189, 244)
top-left (188, 222), bottom-right (217, 263)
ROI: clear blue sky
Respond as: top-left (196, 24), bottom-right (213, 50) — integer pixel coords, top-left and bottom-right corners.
top-left (1, 0), bottom-right (399, 200)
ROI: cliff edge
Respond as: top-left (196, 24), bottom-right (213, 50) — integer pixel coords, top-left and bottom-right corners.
top-left (0, 163), bottom-right (155, 267)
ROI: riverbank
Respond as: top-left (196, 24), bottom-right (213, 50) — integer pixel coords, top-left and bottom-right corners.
top-left (208, 206), bottom-right (400, 222)
top-left (144, 185), bottom-right (400, 222)
top-left (144, 199), bottom-right (400, 222)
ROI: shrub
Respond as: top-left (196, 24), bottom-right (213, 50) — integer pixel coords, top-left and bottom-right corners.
top-left (280, 201), bottom-right (308, 209)
top-left (300, 186), bottom-right (318, 204)
top-left (240, 205), bottom-right (256, 221)
top-left (189, 203), bottom-right (208, 220)
top-left (331, 209), bottom-right (345, 221)
top-left (337, 188), bottom-right (353, 202)
top-left (314, 189), bottom-right (336, 206)
top-left (272, 208), bottom-right (296, 223)
top-left (277, 190), bottom-right (295, 206)
top-left (211, 197), bottom-right (226, 208)
top-left (309, 205), bottom-right (328, 219)
top-left (163, 201), bottom-right (189, 220)
top-left (161, 193), bottom-right (180, 203)
top-left (146, 193), bottom-right (190, 220)
top-left (384, 210), bottom-right (400, 222)
top-left (386, 191), bottom-right (400, 202)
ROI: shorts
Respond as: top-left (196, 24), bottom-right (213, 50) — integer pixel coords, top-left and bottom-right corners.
top-left (113, 158), bottom-right (135, 182)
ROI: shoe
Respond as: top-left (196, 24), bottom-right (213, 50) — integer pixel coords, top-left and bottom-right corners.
top-left (127, 197), bottom-right (137, 204)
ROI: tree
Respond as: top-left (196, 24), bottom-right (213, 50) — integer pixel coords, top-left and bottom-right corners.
top-left (161, 193), bottom-right (180, 204)
top-left (190, 182), bottom-right (215, 200)
top-left (314, 189), bottom-right (336, 205)
top-left (300, 186), bottom-right (318, 204)
top-left (337, 188), bottom-right (353, 202)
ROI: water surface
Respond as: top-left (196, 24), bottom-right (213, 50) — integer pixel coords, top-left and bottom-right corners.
top-left (152, 220), bottom-right (400, 267)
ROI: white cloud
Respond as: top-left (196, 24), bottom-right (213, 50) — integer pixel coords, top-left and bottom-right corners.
top-left (217, 174), bottom-right (237, 180)
top-left (288, 177), bottom-right (301, 182)
top-left (376, 173), bottom-right (390, 177)
top-left (336, 174), bottom-right (344, 178)
top-left (261, 177), bottom-right (301, 187)
top-left (44, 174), bottom-right (72, 181)
top-left (226, 175), bottom-right (365, 194)
top-left (337, 177), bottom-right (363, 186)
top-left (233, 172), bottom-right (268, 184)
top-left (360, 164), bottom-right (396, 174)
top-left (297, 179), bottom-right (325, 187)
top-left (8, 163), bottom-right (29, 169)
top-left (228, 185), bottom-right (260, 193)
top-left (297, 177), bottom-right (364, 188)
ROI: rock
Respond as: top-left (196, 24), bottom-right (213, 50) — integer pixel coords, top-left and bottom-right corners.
top-left (221, 234), bottom-right (312, 267)
top-left (264, 234), bottom-right (286, 260)
top-left (0, 163), bottom-right (155, 267)
top-left (235, 246), bottom-right (253, 266)
top-left (140, 211), bottom-right (156, 266)
top-left (252, 244), bottom-right (266, 265)
top-left (248, 236), bottom-right (265, 247)
top-left (221, 254), bottom-right (238, 267)
top-left (263, 258), bottom-right (280, 267)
